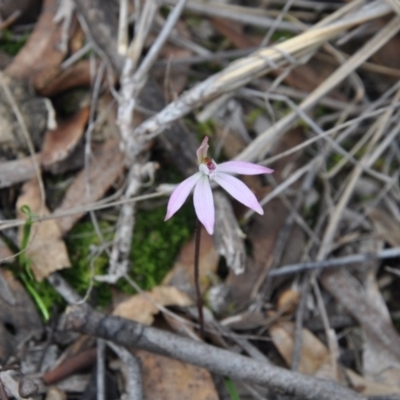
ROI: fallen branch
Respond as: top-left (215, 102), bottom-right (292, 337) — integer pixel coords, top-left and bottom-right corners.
top-left (62, 305), bottom-right (366, 400)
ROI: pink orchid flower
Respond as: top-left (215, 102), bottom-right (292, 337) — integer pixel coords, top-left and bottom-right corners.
top-left (165, 137), bottom-right (273, 235)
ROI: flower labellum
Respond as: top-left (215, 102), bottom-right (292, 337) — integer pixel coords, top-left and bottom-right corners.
top-left (165, 137), bottom-right (273, 235)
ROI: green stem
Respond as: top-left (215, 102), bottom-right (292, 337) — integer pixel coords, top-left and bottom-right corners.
top-left (194, 218), bottom-right (204, 339)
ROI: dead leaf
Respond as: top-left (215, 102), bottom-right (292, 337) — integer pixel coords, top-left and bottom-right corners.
top-left (345, 368), bottom-right (400, 395)
top-left (5, 0), bottom-right (67, 90)
top-left (40, 59), bottom-right (113, 97)
top-left (367, 207), bottom-right (400, 247)
top-left (269, 321), bottom-right (332, 377)
top-left (163, 226), bottom-right (219, 296)
top-left (16, 177), bottom-right (71, 281)
top-left (41, 106), bottom-right (90, 169)
top-left (55, 108), bottom-right (125, 233)
top-left (358, 238), bottom-right (400, 387)
top-left (113, 286), bottom-right (192, 325)
top-left (136, 350), bottom-right (219, 400)
top-left (277, 288), bottom-right (301, 314)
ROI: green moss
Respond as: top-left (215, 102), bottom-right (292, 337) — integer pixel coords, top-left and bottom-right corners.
top-left (0, 30), bottom-right (29, 56)
top-left (64, 220), bottom-right (113, 306)
top-left (63, 203), bottom-right (195, 304)
top-left (124, 203), bottom-right (195, 291)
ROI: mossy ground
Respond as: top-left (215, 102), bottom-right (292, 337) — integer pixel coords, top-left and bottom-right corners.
top-left (24, 201), bottom-right (195, 315)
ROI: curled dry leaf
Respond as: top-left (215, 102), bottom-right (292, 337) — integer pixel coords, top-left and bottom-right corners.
top-left (55, 97), bottom-right (125, 234)
top-left (5, 0), bottom-right (66, 90)
top-left (135, 349), bottom-right (219, 400)
top-left (16, 178), bottom-right (71, 281)
top-left (269, 321), bottom-right (332, 377)
top-left (113, 286), bottom-right (192, 325)
top-left (41, 106), bottom-right (90, 169)
top-left (367, 207), bottom-right (400, 247)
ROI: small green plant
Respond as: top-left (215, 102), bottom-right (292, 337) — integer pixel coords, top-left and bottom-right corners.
top-left (18, 205), bottom-right (52, 321)
top-left (224, 377), bottom-right (241, 400)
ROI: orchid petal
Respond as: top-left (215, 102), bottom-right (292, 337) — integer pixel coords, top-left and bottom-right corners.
top-left (196, 136), bottom-right (209, 164)
top-left (165, 172), bottom-right (202, 220)
top-left (193, 175), bottom-right (214, 234)
top-left (217, 161), bottom-right (274, 175)
top-left (213, 173), bottom-right (264, 215)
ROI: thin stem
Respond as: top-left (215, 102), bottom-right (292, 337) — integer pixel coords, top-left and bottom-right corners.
top-left (194, 218), bottom-right (204, 338)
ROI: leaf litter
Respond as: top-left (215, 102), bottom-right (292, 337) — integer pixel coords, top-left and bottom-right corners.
top-left (0, 0), bottom-right (399, 399)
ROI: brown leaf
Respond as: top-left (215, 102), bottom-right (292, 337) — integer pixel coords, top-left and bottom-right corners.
top-left (16, 178), bottom-right (71, 281)
top-left (5, 0), bottom-right (72, 90)
top-left (54, 99), bottom-right (124, 234)
top-left (345, 369), bottom-right (400, 396)
top-left (269, 321), bottom-right (331, 376)
top-left (136, 350), bottom-right (219, 400)
top-left (41, 106), bottom-right (90, 169)
top-left (113, 286), bottom-right (192, 325)
top-left (40, 60), bottom-right (113, 98)
top-left (367, 207), bottom-right (400, 247)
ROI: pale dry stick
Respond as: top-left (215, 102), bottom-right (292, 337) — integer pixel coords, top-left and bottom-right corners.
top-left (126, 0), bottom-right (159, 71)
top-left (61, 42), bottom-right (92, 69)
top-left (321, 80), bottom-right (400, 177)
top-left (243, 161), bottom-right (314, 222)
top-left (329, 109), bottom-right (400, 178)
top-left (270, 247), bottom-right (400, 277)
top-left (260, 79), bottom-right (358, 111)
top-left (97, 165), bottom-right (146, 283)
top-left (123, 0), bottom-right (188, 152)
top-left (162, 0), bottom-right (303, 32)
top-left (238, 14), bottom-right (400, 163)
top-left (386, 0), bottom-right (400, 16)
top-left (316, 51), bottom-right (400, 80)
top-left (154, 15), bottom-right (211, 57)
top-left (239, 89), bottom-right (386, 182)
top-left (107, 342), bottom-right (143, 400)
top-left (96, 339), bottom-right (106, 400)
top-left (269, 0), bottom-right (341, 11)
top-left (63, 305), bottom-right (367, 400)
top-left (117, 0), bottom-right (129, 55)
top-left (0, 191), bottom-right (166, 232)
top-left (107, 0), bottom-right (188, 284)
top-left (261, 0), bottom-right (296, 46)
top-left (134, 0), bottom-right (392, 140)
top-left (260, 103), bottom-right (400, 165)
top-left (326, 117), bottom-right (386, 179)
top-left (316, 87), bottom-right (400, 261)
